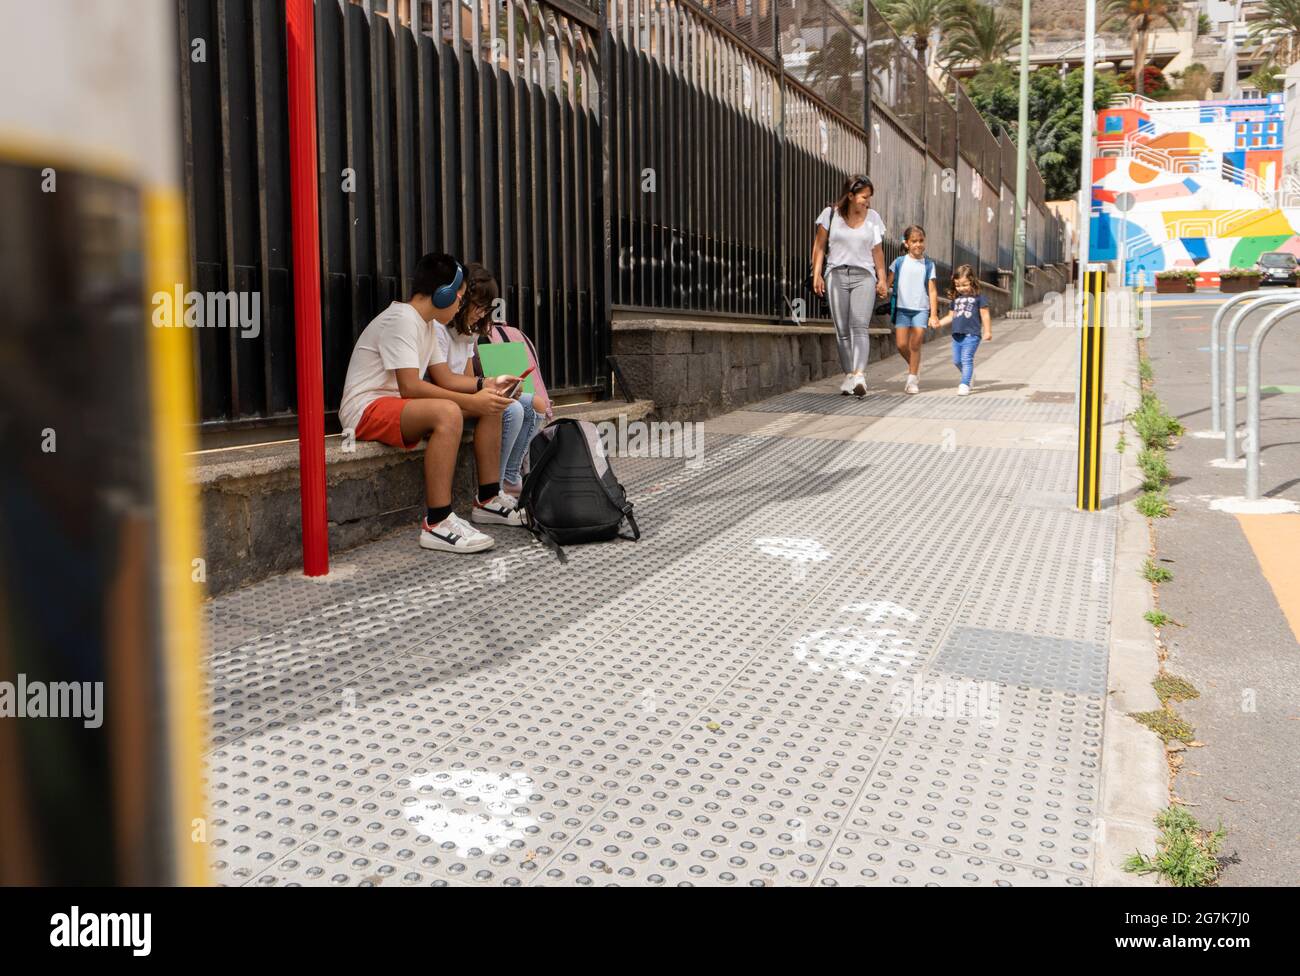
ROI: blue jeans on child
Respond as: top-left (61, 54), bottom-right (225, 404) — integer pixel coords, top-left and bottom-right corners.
top-left (951, 332), bottom-right (982, 386)
top-left (501, 392), bottom-right (543, 485)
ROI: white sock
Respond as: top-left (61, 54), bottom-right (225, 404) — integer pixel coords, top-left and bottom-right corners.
top-left (907, 373), bottom-right (917, 382)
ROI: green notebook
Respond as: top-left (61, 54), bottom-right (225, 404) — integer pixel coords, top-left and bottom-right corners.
top-left (476, 340), bottom-right (535, 394)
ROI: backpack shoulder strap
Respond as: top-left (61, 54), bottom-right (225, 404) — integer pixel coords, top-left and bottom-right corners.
top-left (574, 422), bottom-right (641, 541)
top-left (516, 427), bottom-right (570, 563)
top-left (517, 425), bottom-right (564, 511)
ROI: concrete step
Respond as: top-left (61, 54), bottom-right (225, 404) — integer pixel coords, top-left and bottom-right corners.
top-left (191, 398), bottom-right (653, 595)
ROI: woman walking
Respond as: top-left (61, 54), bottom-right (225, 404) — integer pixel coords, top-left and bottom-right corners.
top-left (811, 174), bottom-right (888, 397)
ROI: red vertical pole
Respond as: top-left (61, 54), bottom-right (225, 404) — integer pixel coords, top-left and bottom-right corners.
top-left (286, 0), bottom-right (329, 576)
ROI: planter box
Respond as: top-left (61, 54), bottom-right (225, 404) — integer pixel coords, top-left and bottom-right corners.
top-left (1219, 276), bottom-right (1262, 293)
top-left (1155, 278), bottom-right (1196, 294)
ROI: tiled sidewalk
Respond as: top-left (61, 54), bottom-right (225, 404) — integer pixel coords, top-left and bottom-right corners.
top-left (203, 312), bottom-right (1122, 886)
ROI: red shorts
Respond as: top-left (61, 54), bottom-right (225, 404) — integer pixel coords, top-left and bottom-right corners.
top-left (356, 396), bottom-right (421, 450)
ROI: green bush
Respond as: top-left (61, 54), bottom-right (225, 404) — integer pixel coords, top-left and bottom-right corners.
top-left (1153, 673), bottom-right (1198, 703)
top-left (1131, 393), bottom-right (1184, 449)
top-left (1142, 558), bottom-right (1173, 583)
top-left (1125, 806), bottom-right (1226, 887)
top-left (1138, 447), bottom-right (1171, 489)
top-left (1136, 489), bottom-right (1171, 518)
top-left (1130, 707), bottom-right (1194, 743)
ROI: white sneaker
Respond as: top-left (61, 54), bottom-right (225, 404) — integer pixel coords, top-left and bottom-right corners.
top-left (420, 512), bottom-right (495, 552)
top-left (471, 491), bottom-right (525, 526)
top-left (839, 373), bottom-right (855, 396)
top-left (851, 373), bottom-right (867, 397)
top-left (956, 383), bottom-right (971, 396)
top-left (905, 377), bottom-right (920, 395)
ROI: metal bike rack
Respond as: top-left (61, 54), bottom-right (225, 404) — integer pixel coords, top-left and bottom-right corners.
top-left (1245, 298), bottom-right (1300, 500)
top-left (1208, 290), bottom-right (1270, 434)
top-left (1223, 293), bottom-right (1298, 463)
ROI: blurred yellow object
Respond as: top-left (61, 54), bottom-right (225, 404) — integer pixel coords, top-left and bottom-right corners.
top-left (0, 0), bottom-right (206, 885)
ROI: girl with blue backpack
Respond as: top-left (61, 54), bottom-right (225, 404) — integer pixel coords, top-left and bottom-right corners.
top-left (886, 225), bottom-right (939, 395)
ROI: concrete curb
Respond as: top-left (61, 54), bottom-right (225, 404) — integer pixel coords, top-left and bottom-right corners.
top-left (1095, 329), bottom-right (1169, 887)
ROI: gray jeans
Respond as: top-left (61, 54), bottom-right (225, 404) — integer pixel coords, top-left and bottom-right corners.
top-left (826, 265), bottom-right (875, 373)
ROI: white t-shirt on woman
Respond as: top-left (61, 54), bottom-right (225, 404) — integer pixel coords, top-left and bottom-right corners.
top-left (816, 206), bottom-right (887, 272)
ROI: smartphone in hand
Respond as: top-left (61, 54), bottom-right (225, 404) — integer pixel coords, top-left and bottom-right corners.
top-left (507, 365), bottom-right (535, 398)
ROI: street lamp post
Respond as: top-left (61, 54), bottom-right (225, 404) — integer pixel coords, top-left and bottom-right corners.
top-left (1010, 0), bottom-right (1030, 317)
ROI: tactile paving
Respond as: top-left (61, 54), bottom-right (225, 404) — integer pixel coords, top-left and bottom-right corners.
top-left (538, 712), bottom-right (882, 886)
top-left (249, 839), bottom-right (460, 886)
top-left (840, 736), bottom-right (1098, 877)
top-left (303, 758), bottom-right (628, 885)
top-left (746, 390), bottom-right (1080, 423)
top-left (953, 505), bottom-right (1115, 646)
top-left (204, 378), bottom-right (1121, 886)
top-left (816, 833), bottom-right (1087, 886)
top-left (207, 817), bottom-right (305, 886)
top-left (931, 625), bottom-right (1108, 696)
top-left (891, 680), bottom-right (1104, 766)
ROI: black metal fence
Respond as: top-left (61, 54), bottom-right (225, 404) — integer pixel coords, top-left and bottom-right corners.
top-left (179, 0), bottom-right (1065, 431)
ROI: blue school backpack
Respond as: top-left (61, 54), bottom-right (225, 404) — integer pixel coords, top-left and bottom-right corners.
top-left (888, 254), bottom-right (935, 323)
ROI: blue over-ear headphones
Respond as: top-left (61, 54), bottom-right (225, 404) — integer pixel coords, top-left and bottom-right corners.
top-left (432, 261), bottom-right (464, 309)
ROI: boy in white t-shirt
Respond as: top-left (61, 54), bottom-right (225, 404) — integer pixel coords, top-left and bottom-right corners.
top-left (338, 252), bottom-right (522, 554)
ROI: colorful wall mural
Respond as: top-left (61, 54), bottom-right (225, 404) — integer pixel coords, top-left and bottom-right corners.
top-left (1091, 93), bottom-right (1300, 285)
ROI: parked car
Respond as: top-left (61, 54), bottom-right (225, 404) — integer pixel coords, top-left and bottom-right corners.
top-left (1255, 251), bottom-right (1298, 285)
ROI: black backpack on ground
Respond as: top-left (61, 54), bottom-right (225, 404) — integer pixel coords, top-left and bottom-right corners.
top-left (517, 418), bottom-right (640, 562)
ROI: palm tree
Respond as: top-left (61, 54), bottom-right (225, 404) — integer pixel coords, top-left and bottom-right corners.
top-left (1248, 0), bottom-right (1300, 67)
top-left (804, 28), bottom-right (863, 112)
top-left (1102, 0), bottom-right (1182, 97)
top-left (877, 0), bottom-right (960, 66)
top-left (940, 2), bottom-right (1018, 71)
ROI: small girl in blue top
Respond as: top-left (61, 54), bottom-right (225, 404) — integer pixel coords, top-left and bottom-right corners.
top-left (886, 225), bottom-right (939, 395)
top-left (936, 264), bottom-right (992, 396)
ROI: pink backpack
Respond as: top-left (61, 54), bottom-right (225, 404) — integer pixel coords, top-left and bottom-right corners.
top-left (478, 324), bottom-right (554, 420)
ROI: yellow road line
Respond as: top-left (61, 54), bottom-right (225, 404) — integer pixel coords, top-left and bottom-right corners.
top-left (1236, 514), bottom-right (1300, 646)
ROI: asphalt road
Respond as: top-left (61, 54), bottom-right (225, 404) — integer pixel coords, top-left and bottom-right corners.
top-left (1145, 290), bottom-right (1300, 887)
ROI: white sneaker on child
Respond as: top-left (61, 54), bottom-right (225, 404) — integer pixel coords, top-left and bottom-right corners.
top-left (905, 375), bottom-right (920, 395)
top-left (420, 512), bottom-right (495, 553)
top-left (472, 491), bottom-right (525, 526)
top-left (956, 383), bottom-right (971, 396)
top-left (839, 373), bottom-right (856, 396)
top-left (852, 373), bottom-right (867, 397)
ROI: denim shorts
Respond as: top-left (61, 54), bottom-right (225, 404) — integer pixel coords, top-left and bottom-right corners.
top-left (892, 307), bottom-right (929, 328)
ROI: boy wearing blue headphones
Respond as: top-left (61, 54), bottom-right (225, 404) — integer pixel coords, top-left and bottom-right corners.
top-left (338, 252), bottom-right (522, 554)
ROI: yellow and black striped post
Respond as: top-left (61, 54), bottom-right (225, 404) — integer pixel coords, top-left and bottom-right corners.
top-left (1076, 266), bottom-right (1107, 511)
top-left (0, 1), bottom-right (206, 885)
